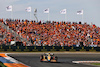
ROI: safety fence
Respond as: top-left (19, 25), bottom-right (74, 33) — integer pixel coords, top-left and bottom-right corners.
top-left (0, 46), bottom-right (100, 52)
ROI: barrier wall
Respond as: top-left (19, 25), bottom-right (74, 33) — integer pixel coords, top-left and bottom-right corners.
top-left (0, 46), bottom-right (100, 52)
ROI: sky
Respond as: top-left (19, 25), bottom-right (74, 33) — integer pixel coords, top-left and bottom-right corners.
top-left (0, 0), bottom-right (100, 26)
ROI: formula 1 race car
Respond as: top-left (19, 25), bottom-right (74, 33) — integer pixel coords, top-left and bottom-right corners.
top-left (40, 53), bottom-right (58, 62)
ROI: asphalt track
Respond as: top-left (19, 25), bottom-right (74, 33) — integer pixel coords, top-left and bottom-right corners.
top-left (8, 53), bottom-right (100, 67)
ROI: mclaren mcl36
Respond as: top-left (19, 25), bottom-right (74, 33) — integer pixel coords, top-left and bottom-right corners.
top-left (40, 53), bottom-right (58, 62)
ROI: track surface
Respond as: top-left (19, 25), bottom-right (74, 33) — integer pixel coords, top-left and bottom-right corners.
top-left (8, 53), bottom-right (100, 67)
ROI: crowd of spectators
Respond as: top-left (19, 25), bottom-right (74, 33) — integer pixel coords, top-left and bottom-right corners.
top-left (0, 19), bottom-right (26, 46)
top-left (0, 19), bottom-right (100, 47)
top-left (0, 25), bottom-right (14, 45)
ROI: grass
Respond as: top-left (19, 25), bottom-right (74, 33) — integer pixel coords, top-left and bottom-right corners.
top-left (91, 63), bottom-right (100, 66)
top-left (0, 61), bottom-right (7, 67)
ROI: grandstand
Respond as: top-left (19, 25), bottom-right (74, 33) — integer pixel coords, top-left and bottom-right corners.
top-left (0, 19), bottom-right (100, 47)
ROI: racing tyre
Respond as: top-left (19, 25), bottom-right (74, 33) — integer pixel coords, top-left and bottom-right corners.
top-left (55, 56), bottom-right (58, 61)
top-left (40, 55), bottom-right (43, 62)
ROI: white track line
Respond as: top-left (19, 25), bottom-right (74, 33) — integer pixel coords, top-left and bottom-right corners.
top-left (72, 61), bottom-right (100, 64)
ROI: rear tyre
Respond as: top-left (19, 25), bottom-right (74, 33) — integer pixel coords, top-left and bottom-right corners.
top-left (55, 56), bottom-right (58, 62)
top-left (40, 55), bottom-right (43, 62)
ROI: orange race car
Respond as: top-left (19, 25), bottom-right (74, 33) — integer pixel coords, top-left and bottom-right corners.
top-left (40, 53), bottom-right (58, 62)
